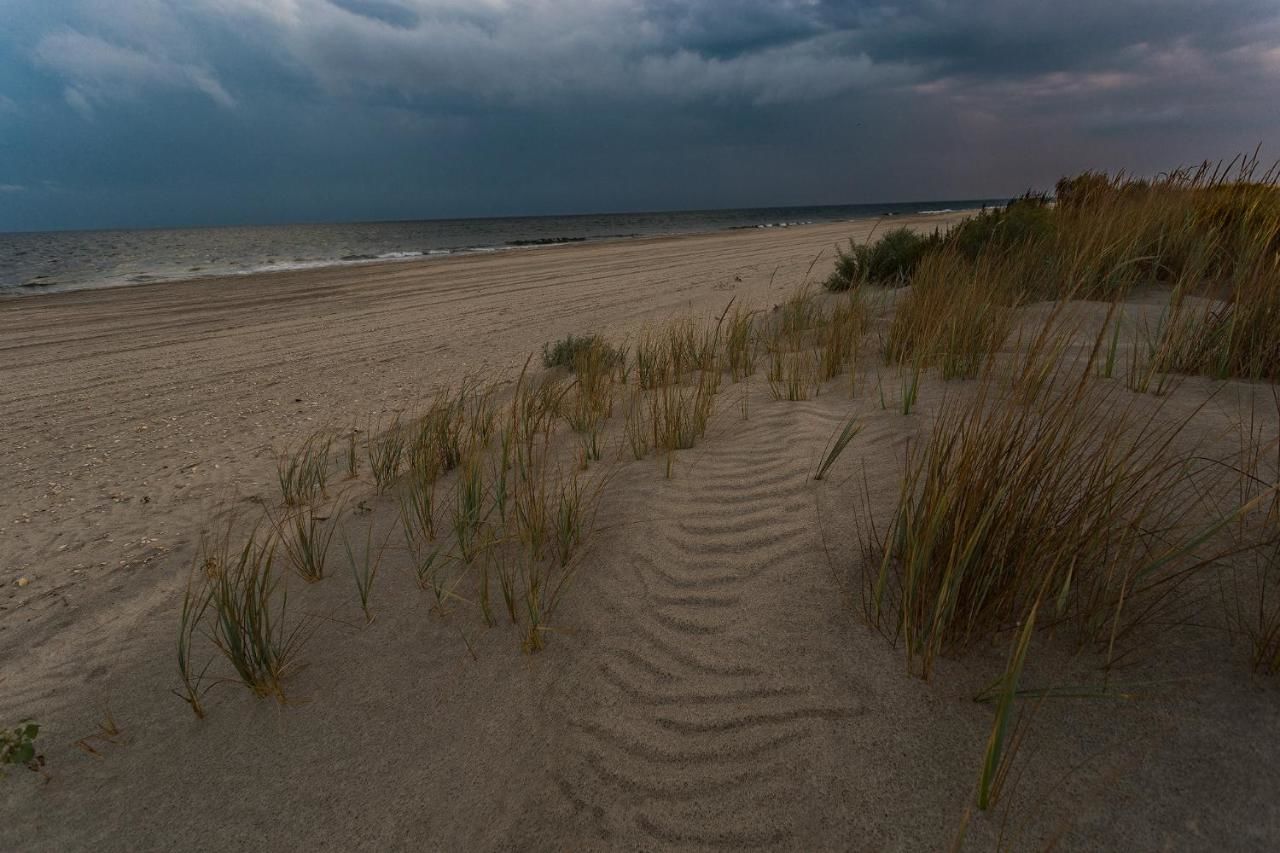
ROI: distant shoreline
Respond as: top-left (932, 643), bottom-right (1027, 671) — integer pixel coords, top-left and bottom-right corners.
top-left (2, 208), bottom-right (982, 303)
top-left (0, 204), bottom-right (993, 298)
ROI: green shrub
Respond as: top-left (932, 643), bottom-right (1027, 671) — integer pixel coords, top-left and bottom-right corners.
top-left (824, 240), bottom-right (870, 291)
top-left (824, 227), bottom-right (939, 290)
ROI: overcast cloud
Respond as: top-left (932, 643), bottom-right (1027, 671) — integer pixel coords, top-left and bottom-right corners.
top-left (1, 0), bottom-right (1278, 230)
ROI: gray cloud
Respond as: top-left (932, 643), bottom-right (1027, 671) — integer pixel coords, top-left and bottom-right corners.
top-left (33, 29), bottom-right (235, 110)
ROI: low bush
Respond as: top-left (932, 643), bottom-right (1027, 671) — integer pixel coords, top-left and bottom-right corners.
top-left (825, 227), bottom-right (939, 290)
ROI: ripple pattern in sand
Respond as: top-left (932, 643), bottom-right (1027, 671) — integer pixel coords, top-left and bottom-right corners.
top-left (554, 402), bottom-right (864, 849)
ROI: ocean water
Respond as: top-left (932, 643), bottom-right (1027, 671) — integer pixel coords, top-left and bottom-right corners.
top-left (0, 200), bottom-right (1002, 296)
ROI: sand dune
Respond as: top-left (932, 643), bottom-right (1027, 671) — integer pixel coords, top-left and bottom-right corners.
top-left (2, 212), bottom-right (1278, 851)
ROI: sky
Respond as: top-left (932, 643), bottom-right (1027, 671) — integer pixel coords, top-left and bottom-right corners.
top-left (1, 0), bottom-right (1279, 232)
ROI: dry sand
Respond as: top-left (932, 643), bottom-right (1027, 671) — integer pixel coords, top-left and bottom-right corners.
top-left (2, 213), bottom-right (1278, 851)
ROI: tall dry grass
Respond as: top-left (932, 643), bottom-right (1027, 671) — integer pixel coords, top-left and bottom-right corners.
top-left (862, 358), bottom-right (1229, 679)
top-left (884, 251), bottom-right (1018, 380)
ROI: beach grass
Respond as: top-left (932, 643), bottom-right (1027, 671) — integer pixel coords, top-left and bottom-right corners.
top-left (271, 503), bottom-right (342, 583)
top-left (277, 431), bottom-right (332, 506)
top-left (861, 354), bottom-right (1224, 679)
top-left (204, 529), bottom-right (312, 701)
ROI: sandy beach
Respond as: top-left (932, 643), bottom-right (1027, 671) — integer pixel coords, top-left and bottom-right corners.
top-left (0, 214), bottom-right (962, 652)
top-left (2, 210), bottom-right (1278, 851)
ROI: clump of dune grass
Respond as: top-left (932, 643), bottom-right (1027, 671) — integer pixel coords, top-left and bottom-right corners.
top-left (542, 333), bottom-right (620, 371)
top-left (634, 324), bottom-right (667, 389)
top-left (649, 367), bottom-right (719, 475)
top-left (506, 365), bottom-right (562, 559)
top-left (767, 348), bottom-right (821, 401)
top-left (759, 285), bottom-right (869, 397)
top-left (521, 468), bottom-right (605, 651)
top-left (276, 432), bottom-right (332, 506)
top-left (634, 314), bottom-right (723, 390)
top-left (623, 387), bottom-right (651, 460)
top-left (827, 156), bottom-right (1280, 327)
top-left (862, 362), bottom-right (1227, 679)
top-left (400, 440), bottom-right (440, 547)
top-left (1217, 391), bottom-right (1280, 673)
top-left (762, 289), bottom-right (825, 400)
top-left (884, 251), bottom-right (1018, 380)
top-left (1149, 253), bottom-right (1280, 383)
top-left (819, 293), bottom-right (868, 381)
top-left (274, 504), bottom-right (341, 583)
top-left (412, 543), bottom-right (448, 608)
top-left (724, 304), bottom-right (758, 381)
top-left (1233, 542), bottom-right (1280, 674)
top-left (365, 415), bottom-right (406, 493)
top-left (552, 468), bottom-right (594, 568)
top-left (451, 450), bottom-right (488, 564)
top-left (562, 336), bottom-right (618, 464)
top-left (404, 363), bottom-right (601, 649)
top-left (204, 529), bottom-right (312, 701)
top-left (623, 316), bottom-right (726, 473)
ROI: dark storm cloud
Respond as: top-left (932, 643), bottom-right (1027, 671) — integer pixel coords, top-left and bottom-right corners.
top-left (1, 0), bottom-right (1278, 230)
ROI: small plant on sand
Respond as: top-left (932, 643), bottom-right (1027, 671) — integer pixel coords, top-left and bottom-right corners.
top-left (74, 706), bottom-right (124, 760)
top-left (175, 565), bottom-right (214, 719)
top-left (1, 720), bottom-right (42, 775)
top-left (814, 415), bottom-right (863, 481)
top-left (344, 523), bottom-right (391, 623)
top-left (277, 432), bottom-right (332, 506)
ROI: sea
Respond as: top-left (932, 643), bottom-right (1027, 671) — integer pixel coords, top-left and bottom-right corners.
top-left (0, 200), bottom-right (1004, 297)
